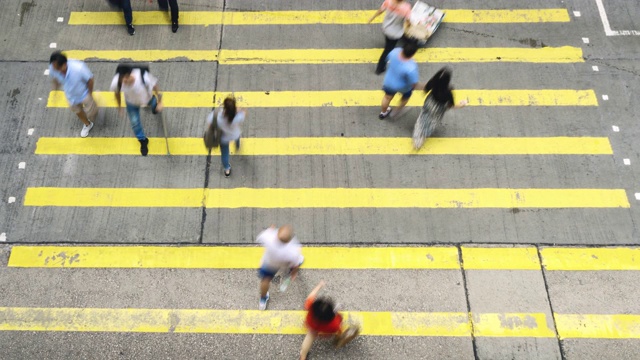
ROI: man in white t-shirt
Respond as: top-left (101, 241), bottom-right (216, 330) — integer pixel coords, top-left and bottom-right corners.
top-left (257, 224), bottom-right (304, 310)
top-left (110, 65), bottom-right (164, 156)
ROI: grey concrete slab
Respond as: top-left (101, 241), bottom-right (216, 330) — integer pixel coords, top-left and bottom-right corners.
top-left (0, 268), bottom-right (466, 312)
top-left (545, 271), bottom-right (640, 314)
top-left (563, 339), bottom-right (640, 360)
top-left (0, 333), bottom-right (475, 360)
top-left (465, 269), bottom-right (562, 360)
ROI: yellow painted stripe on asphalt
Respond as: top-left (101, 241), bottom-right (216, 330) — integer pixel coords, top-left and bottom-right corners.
top-left (63, 47), bottom-right (584, 64)
top-left (7, 246), bottom-right (460, 269)
top-left (23, 188), bottom-right (630, 208)
top-left (34, 137), bottom-right (614, 156)
top-left (541, 248), bottom-right (640, 270)
top-left (473, 313), bottom-right (556, 337)
top-left (68, 9), bottom-right (570, 25)
top-left (47, 90), bottom-right (599, 108)
top-left (461, 247), bottom-right (540, 270)
top-left (556, 314), bottom-right (640, 339)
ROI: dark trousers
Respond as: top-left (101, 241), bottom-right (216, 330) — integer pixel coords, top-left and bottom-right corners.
top-left (158, 0), bottom-right (179, 23)
top-left (376, 35), bottom-right (416, 72)
top-left (121, 0), bottom-right (132, 25)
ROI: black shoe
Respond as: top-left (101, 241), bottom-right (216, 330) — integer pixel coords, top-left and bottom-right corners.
top-left (224, 168), bottom-right (231, 177)
top-left (139, 138), bottom-right (149, 156)
top-left (378, 107), bottom-right (391, 120)
top-left (127, 24), bottom-right (135, 36)
top-left (172, 22), bottom-right (179, 33)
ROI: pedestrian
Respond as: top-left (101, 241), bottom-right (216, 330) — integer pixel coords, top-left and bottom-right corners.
top-left (256, 224), bottom-right (304, 310)
top-left (378, 42), bottom-right (420, 120)
top-left (368, 0), bottom-right (413, 75)
top-left (106, 0), bottom-right (135, 36)
top-left (299, 281), bottom-right (360, 360)
top-left (49, 51), bottom-right (98, 138)
top-left (206, 96), bottom-right (245, 177)
top-left (158, 0), bottom-right (180, 33)
top-left (110, 64), bottom-right (164, 156)
top-left (412, 67), bottom-right (468, 149)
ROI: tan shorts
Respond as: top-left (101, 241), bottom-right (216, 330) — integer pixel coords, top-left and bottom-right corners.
top-left (70, 94), bottom-right (98, 122)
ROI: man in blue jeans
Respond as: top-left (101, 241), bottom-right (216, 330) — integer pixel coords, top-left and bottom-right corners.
top-left (378, 42), bottom-right (420, 120)
top-left (110, 65), bottom-right (164, 156)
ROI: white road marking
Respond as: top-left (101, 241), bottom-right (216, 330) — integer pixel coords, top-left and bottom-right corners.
top-left (18, 162), bottom-right (26, 169)
top-left (0, 233), bottom-right (6, 242)
top-left (595, 0), bottom-right (640, 36)
top-left (636, 193), bottom-right (640, 201)
top-left (28, 128), bottom-right (34, 135)
top-left (57, 17), bottom-right (64, 22)
top-left (612, 125), bottom-right (620, 132)
top-left (602, 95), bottom-right (609, 100)
top-left (582, 37), bottom-right (590, 44)
top-left (44, 69), bottom-right (49, 75)
top-left (573, 11), bottom-right (581, 17)
top-left (592, 66), bottom-right (599, 71)
top-left (8, 197), bottom-right (16, 204)
top-left (49, 43), bottom-right (57, 48)
top-left (624, 159), bottom-right (631, 165)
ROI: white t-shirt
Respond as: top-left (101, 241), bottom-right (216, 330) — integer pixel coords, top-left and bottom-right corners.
top-left (257, 228), bottom-right (303, 270)
top-left (110, 69), bottom-right (158, 106)
top-left (206, 108), bottom-right (245, 144)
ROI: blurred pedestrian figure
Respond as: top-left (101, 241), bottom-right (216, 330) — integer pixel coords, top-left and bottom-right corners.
top-left (256, 224), bottom-right (304, 310)
top-left (368, 0), bottom-right (412, 75)
top-left (300, 281), bottom-right (360, 360)
top-left (378, 42), bottom-right (420, 120)
top-left (206, 96), bottom-right (245, 177)
top-left (412, 67), bottom-right (467, 149)
top-left (110, 64), bottom-right (164, 156)
top-left (158, 0), bottom-right (180, 33)
top-left (49, 51), bottom-right (97, 138)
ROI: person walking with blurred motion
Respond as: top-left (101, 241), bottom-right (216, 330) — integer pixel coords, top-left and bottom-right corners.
top-left (412, 67), bottom-right (468, 149)
top-left (368, 0), bottom-right (413, 75)
top-left (157, 0), bottom-right (180, 33)
top-left (206, 96), bottom-right (246, 177)
top-left (49, 51), bottom-right (98, 138)
top-left (256, 224), bottom-right (304, 310)
top-left (378, 42), bottom-right (420, 120)
top-left (110, 64), bottom-right (164, 156)
top-left (299, 281), bottom-right (360, 360)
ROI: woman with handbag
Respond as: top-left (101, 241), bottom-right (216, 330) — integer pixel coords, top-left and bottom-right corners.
top-left (206, 96), bottom-right (246, 177)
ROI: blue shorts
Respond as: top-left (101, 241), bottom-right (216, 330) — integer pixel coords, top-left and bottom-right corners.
top-left (383, 86), bottom-right (413, 100)
top-left (258, 266), bottom-right (279, 279)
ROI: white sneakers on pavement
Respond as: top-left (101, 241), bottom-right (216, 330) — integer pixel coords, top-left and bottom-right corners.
top-left (80, 121), bottom-right (94, 138)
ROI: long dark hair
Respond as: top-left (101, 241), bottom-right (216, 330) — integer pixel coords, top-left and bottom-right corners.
top-left (424, 67), bottom-right (454, 106)
top-left (223, 96), bottom-right (237, 123)
top-left (311, 297), bottom-right (336, 323)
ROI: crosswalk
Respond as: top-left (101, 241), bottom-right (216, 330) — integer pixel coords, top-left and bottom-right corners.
top-left (7, 1), bottom-right (639, 358)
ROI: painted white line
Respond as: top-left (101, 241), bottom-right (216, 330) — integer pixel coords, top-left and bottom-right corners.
top-left (57, 17), bottom-right (64, 22)
top-left (28, 128), bottom-right (34, 135)
top-left (602, 95), bottom-right (609, 100)
top-left (44, 69), bottom-right (49, 76)
top-left (573, 11), bottom-right (581, 17)
top-left (8, 197), bottom-right (16, 204)
top-left (636, 193), bottom-right (640, 201)
top-left (38, 97), bottom-right (42, 101)
top-left (592, 66), bottom-right (599, 71)
top-left (18, 162), bottom-right (26, 169)
top-left (49, 43), bottom-right (57, 48)
top-left (612, 125), bottom-right (620, 132)
top-left (0, 233), bottom-right (6, 242)
top-left (582, 37), bottom-right (590, 44)
top-left (595, 0), bottom-right (640, 36)
top-left (624, 159), bottom-right (631, 165)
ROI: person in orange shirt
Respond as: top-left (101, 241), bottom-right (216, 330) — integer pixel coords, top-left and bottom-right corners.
top-left (299, 281), bottom-right (360, 360)
top-left (368, 0), bottom-right (413, 75)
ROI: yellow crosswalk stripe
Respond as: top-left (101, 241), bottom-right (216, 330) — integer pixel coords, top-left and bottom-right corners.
top-left (63, 47), bottom-right (584, 64)
top-left (8, 246), bottom-right (460, 269)
top-left (34, 137), bottom-right (613, 156)
top-left (68, 9), bottom-right (570, 25)
top-left (47, 90), bottom-right (599, 108)
top-left (23, 188), bottom-right (629, 208)
top-left (0, 307), bottom-right (636, 338)
top-left (14, 245), bottom-right (639, 270)
top-left (540, 247), bottom-right (640, 270)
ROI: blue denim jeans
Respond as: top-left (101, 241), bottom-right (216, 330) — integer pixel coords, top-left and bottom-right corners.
top-left (126, 96), bottom-right (157, 140)
top-left (220, 139), bottom-right (240, 170)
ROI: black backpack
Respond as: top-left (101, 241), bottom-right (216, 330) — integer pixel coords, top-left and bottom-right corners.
top-left (115, 64), bottom-right (150, 91)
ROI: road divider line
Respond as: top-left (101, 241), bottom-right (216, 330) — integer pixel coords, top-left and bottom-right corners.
top-left (23, 188), bottom-right (630, 208)
top-left (34, 137), bottom-right (614, 156)
top-left (68, 9), bottom-right (570, 25)
top-left (540, 247), bottom-right (640, 270)
top-left (63, 47), bottom-right (584, 64)
top-left (47, 90), bottom-right (599, 108)
top-left (556, 314), bottom-right (640, 339)
top-left (461, 247), bottom-right (541, 270)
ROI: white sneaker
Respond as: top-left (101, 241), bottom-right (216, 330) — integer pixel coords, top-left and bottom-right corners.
top-left (259, 292), bottom-right (270, 310)
top-left (80, 121), bottom-right (94, 138)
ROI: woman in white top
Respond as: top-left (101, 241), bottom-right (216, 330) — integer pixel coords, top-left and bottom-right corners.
top-left (207, 96), bottom-right (246, 177)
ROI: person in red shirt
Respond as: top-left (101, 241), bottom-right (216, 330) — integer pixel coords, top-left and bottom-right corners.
top-left (300, 281), bottom-right (360, 360)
